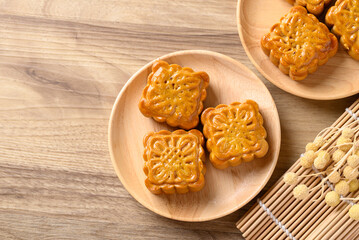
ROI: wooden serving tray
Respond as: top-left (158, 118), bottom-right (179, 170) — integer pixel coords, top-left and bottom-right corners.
top-left (108, 50), bottom-right (281, 221)
top-left (237, 0), bottom-right (359, 100)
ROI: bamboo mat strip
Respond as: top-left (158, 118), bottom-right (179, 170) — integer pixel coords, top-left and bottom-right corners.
top-left (237, 98), bottom-right (359, 240)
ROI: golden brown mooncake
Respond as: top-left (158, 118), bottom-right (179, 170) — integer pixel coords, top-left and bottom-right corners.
top-left (201, 100), bottom-right (269, 170)
top-left (287, 0), bottom-right (332, 15)
top-left (261, 6), bottom-right (338, 81)
top-left (143, 129), bottom-right (206, 194)
top-left (326, 0), bottom-right (359, 60)
top-left (139, 60), bottom-right (209, 129)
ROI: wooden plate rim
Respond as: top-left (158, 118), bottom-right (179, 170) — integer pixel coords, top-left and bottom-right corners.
top-left (108, 49), bottom-right (281, 221)
top-left (236, 0), bottom-right (359, 100)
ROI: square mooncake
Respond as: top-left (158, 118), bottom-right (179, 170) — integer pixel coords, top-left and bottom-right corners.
top-left (143, 129), bottom-right (206, 194)
top-left (261, 6), bottom-right (338, 80)
top-left (139, 60), bottom-right (209, 129)
top-left (201, 100), bottom-right (268, 169)
top-left (287, 0), bottom-right (332, 15)
top-left (326, 0), bottom-right (359, 60)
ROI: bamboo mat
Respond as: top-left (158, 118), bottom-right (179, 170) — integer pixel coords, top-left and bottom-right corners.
top-left (237, 98), bottom-right (359, 240)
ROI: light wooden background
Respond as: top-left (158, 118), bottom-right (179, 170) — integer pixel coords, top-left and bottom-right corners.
top-left (0, 0), bottom-right (357, 239)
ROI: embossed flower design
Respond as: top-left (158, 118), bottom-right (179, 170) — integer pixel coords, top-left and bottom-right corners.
top-left (146, 135), bottom-right (198, 184)
top-left (202, 100), bottom-right (268, 169)
top-left (326, 0), bottom-right (359, 60)
top-left (261, 6), bottom-right (338, 80)
top-left (143, 130), bottom-right (205, 194)
top-left (288, 0), bottom-right (331, 15)
top-left (208, 106), bottom-right (262, 158)
top-left (139, 60), bottom-right (209, 129)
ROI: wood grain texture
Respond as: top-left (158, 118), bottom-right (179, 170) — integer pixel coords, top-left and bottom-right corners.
top-left (0, 0), bottom-right (357, 239)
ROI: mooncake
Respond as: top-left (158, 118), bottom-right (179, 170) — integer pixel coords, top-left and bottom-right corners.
top-left (201, 100), bottom-right (269, 170)
top-left (287, 0), bottom-right (332, 15)
top-left (143, 129), bottom-right (206, 194)
top-left (261, 6), bottom-right (338, 80)
top-left (326, 0), bottom-right (359, 60)
top-left (139, 60), bottom-right (209, 129)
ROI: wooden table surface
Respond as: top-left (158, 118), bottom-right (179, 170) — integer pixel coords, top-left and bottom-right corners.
top-left (0, 0), bottom-right (358, 239)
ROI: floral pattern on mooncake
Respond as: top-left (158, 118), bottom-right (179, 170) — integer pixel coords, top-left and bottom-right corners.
top-left (139, 60), bottom-right (209, 129)
top-left (143, 129), bottom-right (206, 194)
top-left (201, 100), bottom-right (269, 169)
top-left (326, 0), bottom-right (359, 60)
top-left (287, 0), bottom-right (332, 15)
top-left (261, 6), bottom-right (338, 80)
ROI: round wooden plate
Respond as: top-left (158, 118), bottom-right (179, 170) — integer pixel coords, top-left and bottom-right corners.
top-left (237, 0), bottom-right (359, 100)
top-left (108, 50), bottom-right (281, 221)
